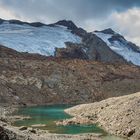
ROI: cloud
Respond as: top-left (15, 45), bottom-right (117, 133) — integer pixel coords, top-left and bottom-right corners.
top-left (0, 6), bottom-right (16, 20)
top-left (1, 0), bottom-right (140, 23)
top-left (0, 0), bottom-right (140, 46)
top-left (106, 8), bottom-right (140, 46)
top-left (81, 7), bottom-right (140, 46)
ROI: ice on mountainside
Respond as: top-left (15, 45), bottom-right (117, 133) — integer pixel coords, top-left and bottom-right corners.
top-left (94, 32), bottom-right (140, 66)
top-left (0, 21), bottom-right (140, 66)
top-left (0, 22), bottom-right (81, 56)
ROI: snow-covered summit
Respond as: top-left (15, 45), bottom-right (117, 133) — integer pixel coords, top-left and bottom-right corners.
top-left (0, 18), bottom-right (140, 66)
top-left (0, 21), bottom-right (81, 56)
top-left (94, 29), bottom-right (140, 66)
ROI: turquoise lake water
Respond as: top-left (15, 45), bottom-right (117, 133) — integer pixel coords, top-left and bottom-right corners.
top-left (13, 105), bottom-right (126, 139)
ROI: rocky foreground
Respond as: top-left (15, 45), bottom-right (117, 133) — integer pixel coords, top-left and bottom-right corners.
top-left (63, 92), bottom-right (140, 140)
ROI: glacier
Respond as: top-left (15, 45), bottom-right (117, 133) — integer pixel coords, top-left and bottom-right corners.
top-left (0, 22), bottom-right (81, 56)
top-left (94, 32), bottom-right (140, 66)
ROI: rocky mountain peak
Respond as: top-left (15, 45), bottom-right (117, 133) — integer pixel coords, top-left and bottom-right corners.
top-left (0, 18), bottom-right (140, 66)
top-left (95, 28), bottom-right (115, 35)
top-left (55, 20), bottom-right (78, 30)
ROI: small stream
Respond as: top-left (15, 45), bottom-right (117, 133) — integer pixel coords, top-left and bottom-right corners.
top-left (13, 105), bottom-right (126, 140)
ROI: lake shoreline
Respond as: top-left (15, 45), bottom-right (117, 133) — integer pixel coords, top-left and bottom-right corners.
top-left (64, 92), bottom-right (140, 140)
top-left (0, 105), bottom-right (105, 140)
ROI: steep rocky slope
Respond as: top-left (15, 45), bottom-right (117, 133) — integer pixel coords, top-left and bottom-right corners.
top-left (65, 92), bottom-right (140, 140)
top-left (0, 45), bottom-right (140, 105)
top-left (82, 33), bottom-right (127, 63)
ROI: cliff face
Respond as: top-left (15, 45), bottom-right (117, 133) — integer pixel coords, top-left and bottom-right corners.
top-left (0, 45), bottom-right (140, 105)
top-left (82, 33), bottom-right (127, 63)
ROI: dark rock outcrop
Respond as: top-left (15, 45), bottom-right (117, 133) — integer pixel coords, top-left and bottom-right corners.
top-left (53, 20), bottom-right (87, 37)
top-left (83, 33), bottom-right (126, 63)
top-left (95, 28), bottom-right (115, 35)
top-left (55, 20), bottom-right (78, 30)
top-left (0, 127), bottom-right (9, 140)
top-left (55, 42), bottom-right (88, 59)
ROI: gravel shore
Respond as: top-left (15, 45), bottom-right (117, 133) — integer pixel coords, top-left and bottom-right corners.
top-left (65, 92), bottom-right (140, 140)
top-left (0, 105), bottom-right (103, 140)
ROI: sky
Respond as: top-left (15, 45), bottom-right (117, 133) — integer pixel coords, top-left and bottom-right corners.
top-left (0, 0), bottom-right (140, 46)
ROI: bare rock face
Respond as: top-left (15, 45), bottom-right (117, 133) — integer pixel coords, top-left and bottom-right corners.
top-left (82, 33), bottom-right (127, 63)
top-left (54, 20), bottom-right (87, 37)
top-left (55, 20), bottom-right (78, 30)
top-left (54, 32), bottom-right (128, 64)
top-left (98, 28), bottom-right (115, 34)
top-left (55, 42), bottom-right (88, 59)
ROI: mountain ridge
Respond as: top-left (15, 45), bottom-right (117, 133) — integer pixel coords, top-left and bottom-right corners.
top-left (0, 18), bottom-right (140, 66)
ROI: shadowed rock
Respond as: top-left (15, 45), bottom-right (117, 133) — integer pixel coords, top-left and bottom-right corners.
top-left (0, 127), bottom-right (9, 140)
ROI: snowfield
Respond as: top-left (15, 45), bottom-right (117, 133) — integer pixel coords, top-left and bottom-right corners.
top-left (0, 22), bottom-right (81, 56)
top-left (94, 32), bottom-right (140, 66)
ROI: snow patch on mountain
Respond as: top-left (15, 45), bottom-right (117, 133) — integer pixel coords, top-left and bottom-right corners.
top-left (0, 22), bottom-right (81, 56)
top-left (94, 32), bottom-right (140, 66)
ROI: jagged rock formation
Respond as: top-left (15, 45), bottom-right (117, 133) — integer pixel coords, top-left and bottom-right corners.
top-left (0, 45), bottom-right (140, 105)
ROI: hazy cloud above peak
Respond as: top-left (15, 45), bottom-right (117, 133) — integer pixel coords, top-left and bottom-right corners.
top-left (0, 0), bottom-right (140, 45)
